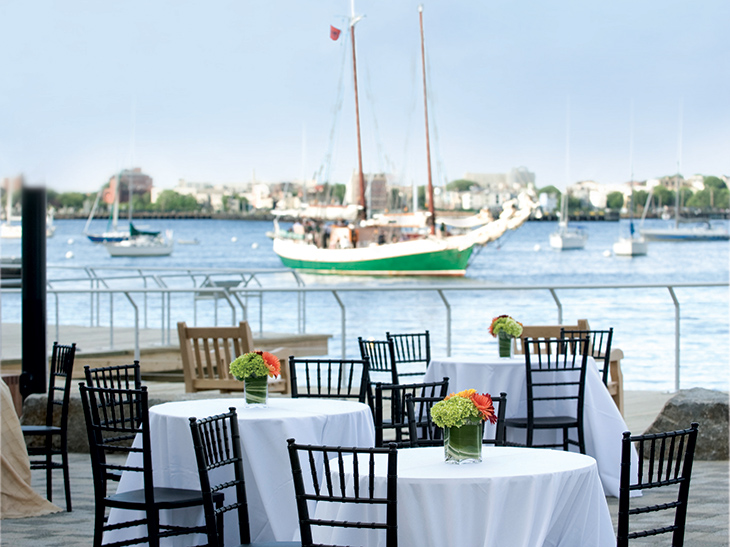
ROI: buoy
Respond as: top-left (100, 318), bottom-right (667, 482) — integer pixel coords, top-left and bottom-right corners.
top-left (65, 251), bottom-right (74, 259)
top-left (231, 236), bottom-right (238, 243)
top-left (251, 242), bottom-right (259, 249)
top-left (67, 238), bottom-right (74, 245)
top-left (603, 250), bottom-right (612, 257)
top-left (533, 244), bottom-right (541, 252)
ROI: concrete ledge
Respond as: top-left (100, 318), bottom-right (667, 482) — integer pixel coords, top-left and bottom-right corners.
top-left (21, 389), bottom-right (283, 454)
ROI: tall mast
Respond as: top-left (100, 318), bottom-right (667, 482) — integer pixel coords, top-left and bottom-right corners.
top-left (350, 2), bottom-right (366, 221)
top-left (419, 5), bottom-right (436, 234)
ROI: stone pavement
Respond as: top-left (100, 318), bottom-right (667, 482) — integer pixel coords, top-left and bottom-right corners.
top-left (1, 385), bottom-right (728, 546)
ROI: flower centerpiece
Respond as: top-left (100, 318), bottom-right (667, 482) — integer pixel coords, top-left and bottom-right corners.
top-left (489, 315), bottom-right (523, 358)
top-left (430, 389), bottom-right (497, 463)
top-left (229, 351), bottom-right (281, 405)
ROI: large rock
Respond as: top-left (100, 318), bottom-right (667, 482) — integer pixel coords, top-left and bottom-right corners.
top-left (644, 388), bottom-right (729, 460)
top-left (21, 388), bottom-right (254, 453)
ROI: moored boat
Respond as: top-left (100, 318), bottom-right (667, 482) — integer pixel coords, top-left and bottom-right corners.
top-left (103, 231), bottom-right (174, 257)
top-left (271, 5), bottom-right (536, 276)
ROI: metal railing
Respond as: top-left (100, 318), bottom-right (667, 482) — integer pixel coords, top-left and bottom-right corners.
top-left (1, 265), bottom-right (727, 391)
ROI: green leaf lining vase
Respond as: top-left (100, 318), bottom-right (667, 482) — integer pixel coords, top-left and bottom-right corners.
top-left (498, 331), bottom-right (513, 358)
top-left (444, 420), bottom-right (483, 463)
top-left (244, 375), bottom-right (268, 405)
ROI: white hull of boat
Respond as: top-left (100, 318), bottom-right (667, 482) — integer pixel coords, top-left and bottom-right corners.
top-left (103, 234), bottom-right (174, 257)
top-left (613, 236), bottom-right (648, 256)
top-left (640, 226), bottom-right (730, 241)
top-left (549, 226), bottom-right (587, 250)
top-left (1, 222), bottom-right (56, 239)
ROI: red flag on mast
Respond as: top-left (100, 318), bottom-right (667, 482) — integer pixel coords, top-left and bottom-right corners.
top-left (330, 25), bottom-right (341, 41)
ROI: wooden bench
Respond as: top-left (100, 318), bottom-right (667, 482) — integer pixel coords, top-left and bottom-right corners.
top-left (514, 319), bottom-right (624, 415)
top-left (177, 321), bottom-right (291, 396)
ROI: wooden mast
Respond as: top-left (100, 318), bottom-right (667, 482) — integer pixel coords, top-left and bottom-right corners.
top-left (350, 3), bottom-right (366, 221)
top-left (419, 5), bottom-right (436, 234)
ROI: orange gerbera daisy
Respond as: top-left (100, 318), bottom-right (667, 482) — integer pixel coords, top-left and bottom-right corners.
top-left (257, 351), bottom-right (281, 377)
top-left (470, 392), bottom-right (497, 424)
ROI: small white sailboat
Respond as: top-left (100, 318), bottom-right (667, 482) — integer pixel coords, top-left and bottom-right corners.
top-left (1, 177), bottom-right (56, 239)
top-left (613, 110), bottom-right (647, 256)
top-left (103, 230), bottom-right (174, 257)
top-left (550, 100), bottom-right (586, 251)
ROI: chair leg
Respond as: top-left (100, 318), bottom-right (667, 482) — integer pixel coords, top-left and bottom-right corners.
top-left (578, 424), bottom-right (586, 455)
top-left (62, 447), bottom-right (72, 511)
top-left (147, 508), bottom-right (160, 547)
top-left (526, 427), bottom-right (533, 447)
top-left (93, 503), bottom-right (106, 547)
top-left (563, 427), bottom-right (569, 451)
top-left (45, 437), bottom-right (53, 502)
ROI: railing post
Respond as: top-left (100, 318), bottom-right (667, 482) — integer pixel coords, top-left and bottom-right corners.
top-left (437, 290), bottom-right (452, 356)
top-left (109, 291), bottom-right (114, 350)
top-left (549, 288), bottom-right (562, 324)
top-left (123, 292), bottom-right (140, 362)
top-left (332, 290), bottom-right (346, 359)
top-left (668, 286), bottom-right (680, 391)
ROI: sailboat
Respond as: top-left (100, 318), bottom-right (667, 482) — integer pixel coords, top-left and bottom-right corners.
top-left (86, 170), bottom-right (174, 256)
top-left (549, 105), bottom-right (586, 250)
top-left (639, 106), bottom-right (729, 242)
top-left (613, 110), bottom-right (647, 256)
top-left (271, 5), bottom-right (536, 276)
top-left (549, 192), bottom-right (587, 250)
top-left (1, 177), bottom-right (56, 239)
top-left (639, 175), bottom-right (729, 241)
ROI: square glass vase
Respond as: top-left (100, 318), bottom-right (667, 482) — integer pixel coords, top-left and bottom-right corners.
top-left (244, 375), bottom-right (268, 406)
top-left (444, 420), bottom-right (483, 464)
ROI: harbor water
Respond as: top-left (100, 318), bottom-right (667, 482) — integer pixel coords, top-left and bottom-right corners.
top-left (1, 217), bottom-right (728, 392)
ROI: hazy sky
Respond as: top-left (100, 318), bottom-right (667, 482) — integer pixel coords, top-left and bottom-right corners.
top-left (2, 0), bottom-right (728, 193)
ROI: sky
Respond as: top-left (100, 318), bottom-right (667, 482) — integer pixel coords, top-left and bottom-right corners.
top-left (1, 0), bottom-right (728, 193)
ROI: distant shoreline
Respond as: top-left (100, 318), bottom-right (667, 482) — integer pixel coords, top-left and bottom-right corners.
top-left (53, 211), bottom-right (730, 222)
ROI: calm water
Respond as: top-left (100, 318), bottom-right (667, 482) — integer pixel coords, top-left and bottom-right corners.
top-left (2, 217), bottom-right (728, 392)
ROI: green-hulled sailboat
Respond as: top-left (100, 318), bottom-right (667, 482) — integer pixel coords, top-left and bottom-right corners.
top-left (272, 5), bottom-right (536, 276)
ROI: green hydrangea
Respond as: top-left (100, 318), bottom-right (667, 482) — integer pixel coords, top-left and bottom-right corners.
top-left (229, 352), bottom-right (268, 380)
top-left (430, 396), bottom-right (481, 428)
top-left (490, 316), bottom-right (523, 338)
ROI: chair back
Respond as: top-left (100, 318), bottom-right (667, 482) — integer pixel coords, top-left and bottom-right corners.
top-left (560, 328), bottom-right (613, 385)
top-left (287, 439), bottom-right (398, 547)
top-left (177, 321), bottom-right (290, 395)
top-left (45, 342), bottom-right (77, 429)
top-left (404, 392), bottom-right (445, 447)
top-left (482, 392), bottom-right (508, 446)
top-left (189, 408), bottom-right (251, 546)
top-left (386, 331), bottom-right (430, 380)
top-left (617, 422), bottom-right (699, 547)
top-left (405, 391), bottom-right (508, 447)
top-left (289, 357), bottom-right (370, 403)
top-left (84, 362), bottom-right (142, 390)
top-left (79, 384), bottom-right (153, 503)
top-left (374, 378), bottom-right (449, 447)
top-left (514, 319), bottom-right (589, 354)
top-left (358, 337), bottom-right (399, 385)
top-left (523, 336), bottom-right (589, 438)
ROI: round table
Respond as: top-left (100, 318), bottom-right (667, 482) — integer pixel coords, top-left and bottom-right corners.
top-left (315, 446), bottom-right (616, 547)
top-left (424, 356), bottom-right (637, 497)
top-left (106, 397), bottom-right (374, 545)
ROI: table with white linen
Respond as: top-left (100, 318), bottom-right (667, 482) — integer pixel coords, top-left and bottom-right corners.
top-left (424, 356), bottom-right (637, 497)
top-left (314, 446), bottom-right (615, 547)
top-left (105, 397), bottom-right (374, 546)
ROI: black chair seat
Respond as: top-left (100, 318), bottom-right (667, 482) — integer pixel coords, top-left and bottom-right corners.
top-left (107, 487), bottom-right (222, 510)
top-left (504, 416), bottom-right (579, 428)
top-left (21, 424), bottom-right (61, 435)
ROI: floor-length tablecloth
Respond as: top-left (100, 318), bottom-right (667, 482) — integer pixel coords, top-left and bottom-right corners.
top-left (424, 356), bottom-right (637, 497)
top-left (105, 397), bottom-right (374, 545)
top-left (0, 378), bottom-right (61, 519)
top-left (313, 446), bottom-right (615, 547)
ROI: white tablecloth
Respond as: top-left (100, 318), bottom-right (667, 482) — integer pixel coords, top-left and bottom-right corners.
top-left (424, 356), bottom-right (637, 497)
top-left (314, 446), bottom-right (615, 547)
top-left (105, 398), bottom-right (375, 546)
